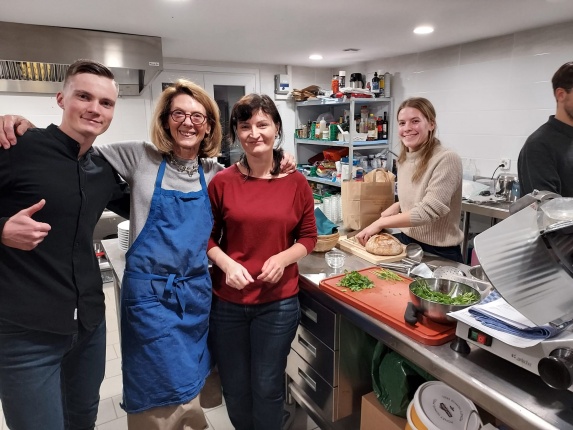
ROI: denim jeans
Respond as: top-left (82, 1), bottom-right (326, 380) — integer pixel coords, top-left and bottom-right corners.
top-left (209, 295), bottom-right (300, 430)
top-left (0, 318), bottom-right (106, 430)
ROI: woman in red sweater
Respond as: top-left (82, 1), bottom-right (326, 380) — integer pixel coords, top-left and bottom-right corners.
top-left (207, 94), bottom-right (317, 430)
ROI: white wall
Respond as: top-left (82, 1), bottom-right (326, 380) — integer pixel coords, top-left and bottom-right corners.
top-left (2, 20), bottom-right (571, 169)
top-left (0, 88), bottom-right (152, 145)
top-left (361, 21), bottom-right (573, 179)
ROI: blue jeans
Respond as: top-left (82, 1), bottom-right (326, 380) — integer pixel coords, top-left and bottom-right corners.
top-left (209, 295), bottom-right (300, 430)
top-left (0, 319), bottom-right (106, 430)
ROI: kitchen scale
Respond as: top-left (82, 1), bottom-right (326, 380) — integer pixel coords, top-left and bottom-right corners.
top-left (453, 191), bottom-right (573, 391)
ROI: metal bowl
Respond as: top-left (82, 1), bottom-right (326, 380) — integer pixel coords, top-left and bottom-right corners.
top-left (409, 278), bottom-right (481, 324)
top-left (468, 265), bottom-right (491, 283)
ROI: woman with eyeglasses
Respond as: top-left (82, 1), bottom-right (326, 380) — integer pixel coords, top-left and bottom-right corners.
top-left (98, 80), bottom-right (220, 429)
top-left (0, 80), bottom-right (296, 429)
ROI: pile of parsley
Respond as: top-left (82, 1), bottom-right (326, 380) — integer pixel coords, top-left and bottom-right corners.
top-left (337, 270), bottom-right (374, 292)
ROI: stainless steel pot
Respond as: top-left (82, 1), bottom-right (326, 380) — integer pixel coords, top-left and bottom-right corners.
top-left (496, 174), bottom-right (519, 202)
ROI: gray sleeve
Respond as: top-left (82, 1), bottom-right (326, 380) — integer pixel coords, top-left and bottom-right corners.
top-left (93, 141), bottom-right (148, 181)
top-left (201, 157), bottom-right (226, 185)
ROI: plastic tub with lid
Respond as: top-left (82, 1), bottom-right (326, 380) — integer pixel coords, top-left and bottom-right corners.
top-left (406, 381), bottom-right (481, 430)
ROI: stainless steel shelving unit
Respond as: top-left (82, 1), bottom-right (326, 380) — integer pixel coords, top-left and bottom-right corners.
top-left (295, 97), bottom-right (394, 184)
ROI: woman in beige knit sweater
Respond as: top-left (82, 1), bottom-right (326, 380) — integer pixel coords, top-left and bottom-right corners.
top-left (356, 97), bottom-right (464, 262)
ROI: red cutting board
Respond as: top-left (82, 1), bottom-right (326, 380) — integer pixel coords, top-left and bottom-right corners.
top-left (319, 267), bottom-right (456, 346)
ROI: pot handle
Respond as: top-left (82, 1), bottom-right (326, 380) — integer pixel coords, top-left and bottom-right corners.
top-left (404, 302), bottom-right (420, 326)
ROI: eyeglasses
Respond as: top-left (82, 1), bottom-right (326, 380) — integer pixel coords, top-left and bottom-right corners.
top-left (170, 110), bottom-right (209, 125)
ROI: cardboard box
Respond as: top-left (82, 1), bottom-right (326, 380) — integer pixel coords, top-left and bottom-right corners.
top-left (360, 391), bottom-right (407, 430)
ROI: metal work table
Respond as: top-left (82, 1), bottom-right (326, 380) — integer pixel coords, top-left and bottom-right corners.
top-left (102, 239), bottom-right (573, 429)
top-left (461, 200), bottom-right (510, 263)
top-left (298, 251), bottom-right (573, 430)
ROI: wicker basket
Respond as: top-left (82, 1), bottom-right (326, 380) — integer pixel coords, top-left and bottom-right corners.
top-left (313, 232), bottom-right (340, 253)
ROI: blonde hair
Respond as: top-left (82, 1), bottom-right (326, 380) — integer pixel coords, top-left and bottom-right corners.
top-left (150, 79), bottom-right (222, 158)
top-left (397, 97), bottom-right (440, 182)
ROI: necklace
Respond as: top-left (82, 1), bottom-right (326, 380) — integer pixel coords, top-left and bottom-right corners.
top-left (168, 152), bottom-right (199, 177)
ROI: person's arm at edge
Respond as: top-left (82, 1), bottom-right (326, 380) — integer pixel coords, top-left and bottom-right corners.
top-left (355, 210), bottom-right (413, 246)
top-left (0, 115), bottom-right (35, 149)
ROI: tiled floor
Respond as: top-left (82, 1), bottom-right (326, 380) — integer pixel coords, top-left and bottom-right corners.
top-left (0, 282), bottom-right (319, 430)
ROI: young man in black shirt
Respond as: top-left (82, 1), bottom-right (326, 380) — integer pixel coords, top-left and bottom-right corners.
top-left (518, 62), bottom-right (573, 198)
top-left (0, 60), bottom-right (125, 429)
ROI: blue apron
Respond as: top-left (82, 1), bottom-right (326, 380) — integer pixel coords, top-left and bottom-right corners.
top-left (120, 158), bottom-right (213, 414)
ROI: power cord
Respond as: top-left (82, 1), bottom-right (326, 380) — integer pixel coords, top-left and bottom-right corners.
top-left (490, 163), bottom-right (504, 181)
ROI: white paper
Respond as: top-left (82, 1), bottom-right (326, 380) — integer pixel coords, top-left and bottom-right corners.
top-left (448, 301), bottom-right (545, 348)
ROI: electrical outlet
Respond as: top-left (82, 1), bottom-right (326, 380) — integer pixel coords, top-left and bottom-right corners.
top-left (500, 158), bottom-right (510, 170)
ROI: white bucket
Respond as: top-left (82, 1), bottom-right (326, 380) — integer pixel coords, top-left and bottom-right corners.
top-left (406, 381), bottom-right (481, 430)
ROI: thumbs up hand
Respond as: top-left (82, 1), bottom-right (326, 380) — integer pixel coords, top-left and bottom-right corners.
top-left (1, 200), bottom-right (52, 250)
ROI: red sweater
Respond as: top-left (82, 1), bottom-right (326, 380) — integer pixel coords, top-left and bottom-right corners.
top-left (208, 166), bottom-right (317, 304)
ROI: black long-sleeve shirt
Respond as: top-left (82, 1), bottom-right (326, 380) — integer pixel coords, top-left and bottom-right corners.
top-left (518, 116), bottom-right (573, 198)
top-left (0, 125), bottom-right (124, 334)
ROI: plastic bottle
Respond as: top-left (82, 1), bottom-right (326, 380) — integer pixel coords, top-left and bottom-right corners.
top-left (319, 118), bottom-right (327, 138)
top-left (367, 114), bottom-right (377, 140)
top-left (371, 72), bottom-right (380, 96)
top-left (339, 71), bottom-right (346, 88)
top-left (331, 75), bottom-right (339, 94)
top-left (384, 72), bottom-right (391, 97)
top-left (360, 106), bottom-right (369, 133)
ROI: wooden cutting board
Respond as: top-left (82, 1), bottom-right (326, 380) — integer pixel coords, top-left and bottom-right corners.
top-left (319, 267), bottom-right (456, 345)
top-left (337, 235), bottom-right (406, 264)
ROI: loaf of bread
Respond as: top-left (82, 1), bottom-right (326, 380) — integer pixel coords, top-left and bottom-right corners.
top-left (365, 233), bottom-right (403, 256)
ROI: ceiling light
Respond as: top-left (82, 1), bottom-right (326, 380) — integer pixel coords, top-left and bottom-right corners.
top-left (309, 54), bottom-right (323, 60)
top-left (414, 26), bottom-right (434, 35)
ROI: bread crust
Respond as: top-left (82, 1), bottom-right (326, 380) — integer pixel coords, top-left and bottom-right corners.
top-left (365, 233), bottom-right (403, 256)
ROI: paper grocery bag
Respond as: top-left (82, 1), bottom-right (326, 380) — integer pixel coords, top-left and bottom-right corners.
top-left (342, 169), bottom-right (395, 231)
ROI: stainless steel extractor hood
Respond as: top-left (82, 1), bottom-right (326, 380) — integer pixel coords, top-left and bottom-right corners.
top-left (0, 21), bottom-right (163, 96)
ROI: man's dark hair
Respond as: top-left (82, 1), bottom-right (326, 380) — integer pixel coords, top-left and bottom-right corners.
top-left (552, 61), bottom-right (573, 93)
top-left (63, 59), bottom-right (115, 88)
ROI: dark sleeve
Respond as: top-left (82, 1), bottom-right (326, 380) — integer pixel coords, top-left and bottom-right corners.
top-left (105, 173), bottom-right (131, 219)
top-left (0, 217), bottom-right (8, 239)
top-left (518, 137), bottom-right (561, 197)
top-left (0, 149), bottom-right (13, 238)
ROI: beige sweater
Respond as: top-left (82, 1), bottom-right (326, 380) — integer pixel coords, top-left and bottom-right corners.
top-left (397, 144), bottom-right (464, 247)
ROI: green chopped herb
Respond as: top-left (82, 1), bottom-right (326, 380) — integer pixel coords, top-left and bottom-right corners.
top-left (337, 270), bottom-right (374, 292)
top-left (411, 280), bottom-right (479, 305)
top-left (372, 268), bottom-right (403, 281)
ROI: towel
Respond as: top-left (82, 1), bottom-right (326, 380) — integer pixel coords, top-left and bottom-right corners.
top-left (468, 293), bottom-right (568, 340)
top-left (315, 208), bottom-right (338, 235)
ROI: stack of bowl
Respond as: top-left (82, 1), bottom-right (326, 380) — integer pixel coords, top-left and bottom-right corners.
top-left (117, 220), bottom-right (130, 253)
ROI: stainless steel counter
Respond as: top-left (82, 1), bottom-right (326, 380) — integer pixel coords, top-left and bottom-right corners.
top-left (101, 238), bottom-right (573, 429)
top-left (461, 201), bottom-right (510, 264)
top-left (298, 251), bottom-right (573, 430)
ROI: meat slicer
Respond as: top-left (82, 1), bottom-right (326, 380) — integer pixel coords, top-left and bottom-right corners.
top-left (454, 190), bottom-right (573, 390)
